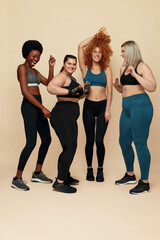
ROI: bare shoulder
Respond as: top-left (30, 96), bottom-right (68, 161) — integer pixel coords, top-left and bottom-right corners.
top-left (139, 62), bottom-right (150, 70)
top-left (105, 66), bottom-right (112, 73)
top-left (54, 72), bottom-right (66, 81)
top-left (138, 62), bottom-right (152, 74)
top-left (50, 72), bottom-right (66, 86)
top-left (17, 64), bottom-right (26, 72)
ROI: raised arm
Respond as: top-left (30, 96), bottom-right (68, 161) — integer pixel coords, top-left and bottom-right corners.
top-left (78, 35), bottom-right (94, 78)
top-left (105, 67), bottom-right (113, 122)
top-left (127, 63), bottom-right (156, 92)
top-left (36, 55), bottom-right (56, 86)
top-left (17, 65), bottom-right (50, 118)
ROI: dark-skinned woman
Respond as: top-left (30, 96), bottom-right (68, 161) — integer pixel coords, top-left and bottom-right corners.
top-left (11, 40), bottom-right (55, 191)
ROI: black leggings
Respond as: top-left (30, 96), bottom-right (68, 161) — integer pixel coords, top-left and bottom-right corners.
top-left (17, 95), bottom-right (51, 171)
top-left (83, 98), bottom-right (108, 167)
top-left (50, 101), bottom-right (79, 181)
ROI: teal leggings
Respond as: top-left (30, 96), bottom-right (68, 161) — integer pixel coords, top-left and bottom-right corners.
top-left (119, 93), bottom-right (153, 180)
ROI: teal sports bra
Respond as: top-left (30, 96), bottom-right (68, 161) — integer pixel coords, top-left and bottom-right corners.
top-left (83, 69), bottom-right (107, 88)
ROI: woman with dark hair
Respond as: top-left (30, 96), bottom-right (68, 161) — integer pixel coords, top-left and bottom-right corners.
top-left (11, 40), bottom-right (55, 191)
top-left (47, 55), bottom-right (89, 194)
top-left (113, 41), bottom-right (156, 195)
top-left (78, 28), bottom-right (113, 182)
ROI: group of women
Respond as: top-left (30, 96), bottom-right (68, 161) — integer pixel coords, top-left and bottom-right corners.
top-left (11, 28), bottom-right (156, 195)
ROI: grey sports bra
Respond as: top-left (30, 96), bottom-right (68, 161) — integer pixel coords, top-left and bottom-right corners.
top-left (24, 64), bottom-right (41, 86)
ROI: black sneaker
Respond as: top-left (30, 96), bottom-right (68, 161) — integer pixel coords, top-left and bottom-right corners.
top-left (31, 171), bottom-right (53, 183)
top-left (11, 177), bottom-right (30, 191)
top-left (115, 172), bottom-right (136, 185)
top-left (52, 179), bottom-right (77, 193)
top-left (67, 172), bottom-right (79, 185)
top-left (96, 168), bottom-right (104, 182)
top-left (130, 179), bottom-right (151, 195)
top-left (86, 168), bottom-right (95, 181)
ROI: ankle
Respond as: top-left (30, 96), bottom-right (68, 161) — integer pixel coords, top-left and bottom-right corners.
top-left (57, 179), bottom-right (64, 184)
top-left (141, 179), bottom-right (149, 184)
top-left (127, 172), bottom-right (134, 176)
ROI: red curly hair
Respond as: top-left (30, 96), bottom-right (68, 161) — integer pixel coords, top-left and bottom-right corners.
top-left (84, 28), bottom-right (113, 70)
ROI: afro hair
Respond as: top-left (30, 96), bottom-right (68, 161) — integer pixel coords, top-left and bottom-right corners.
top-left (22, 40), bottom-right (43, 59)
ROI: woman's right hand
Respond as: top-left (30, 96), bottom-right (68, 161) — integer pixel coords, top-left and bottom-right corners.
top-left (41, 107), bottom-right (51, 118)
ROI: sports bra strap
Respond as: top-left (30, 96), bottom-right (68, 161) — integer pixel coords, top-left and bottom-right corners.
top-left (65, 74), bottom-right (77, 82)
top-left (135, 62), bottom-right (140, 73)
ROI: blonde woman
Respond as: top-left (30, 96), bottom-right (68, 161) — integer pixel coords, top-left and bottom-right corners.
top-left (113, 41), bottom-right (156, 195)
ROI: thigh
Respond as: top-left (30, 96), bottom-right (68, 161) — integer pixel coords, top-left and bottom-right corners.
top-left (21, 101), bottom-right (38, 141)
top-left (37, 111), bottom-right (51, 140)
top-left (83, 101), bottom-right (95, 140)
top-left (53, 109), bottom-right (77, 146)
top-left (96, 112), bottom-right (108, 141)
top-left (131, 105), bottom-right (153, 143)
top-left (119, 109), bottom-right (132, 145)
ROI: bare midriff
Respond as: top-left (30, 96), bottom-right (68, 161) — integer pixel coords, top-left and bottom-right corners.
top-left (122, 85), bottom-right (145, 98)
top-left (86, 86), bottom-right (107, 101)
top-left (57, 97), bottom-right (79, 103)
top-left (28, 86), bottom-right (40, 95)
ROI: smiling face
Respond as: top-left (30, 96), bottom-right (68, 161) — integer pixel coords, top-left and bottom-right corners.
top-left (63, 58), bottom-right (77, 75)
top-left (26, 50), bottom-right (41, 67)
top-left (91, 47), bottom-right (102, 63)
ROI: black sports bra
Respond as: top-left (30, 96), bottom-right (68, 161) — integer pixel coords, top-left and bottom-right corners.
top-left (57, 74), bottom-right (83, 98)
top-left (120, 62), bottom-right (141, 86)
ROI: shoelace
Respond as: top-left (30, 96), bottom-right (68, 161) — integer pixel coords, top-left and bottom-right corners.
top-left (20, 178), bottom-right (28, 185)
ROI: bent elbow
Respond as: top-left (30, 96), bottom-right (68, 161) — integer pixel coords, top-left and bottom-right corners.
top-left (47, 85), bottom-right (53, 94)
top-left (148, 85), bottom-right (156, 92)
top-left (78, 43), bottom-right (83, 50)
top-left (151, 83), bottom-right (157, 92)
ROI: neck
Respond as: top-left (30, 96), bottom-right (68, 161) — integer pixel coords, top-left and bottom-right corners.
top-left (24, 61), bottom-right (32, 69)
top-left (91, 62), bottom-right (101, 71)
top-left (62, 70), bottom-right (72, 76)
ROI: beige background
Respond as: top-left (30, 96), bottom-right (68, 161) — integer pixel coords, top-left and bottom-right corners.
top-left (1, 0), bottom-right (160, 239)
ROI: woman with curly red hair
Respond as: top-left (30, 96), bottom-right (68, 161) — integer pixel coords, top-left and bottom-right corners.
top-left (78, 28), bottom-right (113, 182)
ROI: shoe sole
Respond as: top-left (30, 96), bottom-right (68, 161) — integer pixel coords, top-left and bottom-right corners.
top-left (53, 187), bottom-right (77, 194)
top-left (96, 179), bottom-right (104, 182)
top-left (86, 178), bottom-right (95, 181)
top-left (31, 178), bottom-right (53, 183)
top-left (130, 189), bottom-right (151, 195)
top-left (68, 182), bottom-right (79, 185)
top-left (11, 184), bottom-right (29, 191)
top-left (115, 180), bottom-right (136, 185)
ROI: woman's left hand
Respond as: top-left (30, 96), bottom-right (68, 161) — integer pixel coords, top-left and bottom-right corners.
top-left (49, 55), bottom-right (56, 67)
top-left (105, 110), bottom-right (111, 122)
top-left (127, 66), bottom-right (137, 78)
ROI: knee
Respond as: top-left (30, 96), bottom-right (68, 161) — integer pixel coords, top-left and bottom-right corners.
top-left (86, 139), bottom-right (94, 148)
top-left (65, 141), bottom-right (77, 153)
top-left (119, 137), bottom-right (130, 150)
top-left (41, 134), bottom-right (52, 148)
top-left (95, 139), bottom-right (103, 148)
top-left (26, 139), bottom-right (37, 152)
top-left (134, 138), bottom-right (147, 149)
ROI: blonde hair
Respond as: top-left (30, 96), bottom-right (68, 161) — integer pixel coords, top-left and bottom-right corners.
top-left (121, 40), bottom-right (143, 66)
